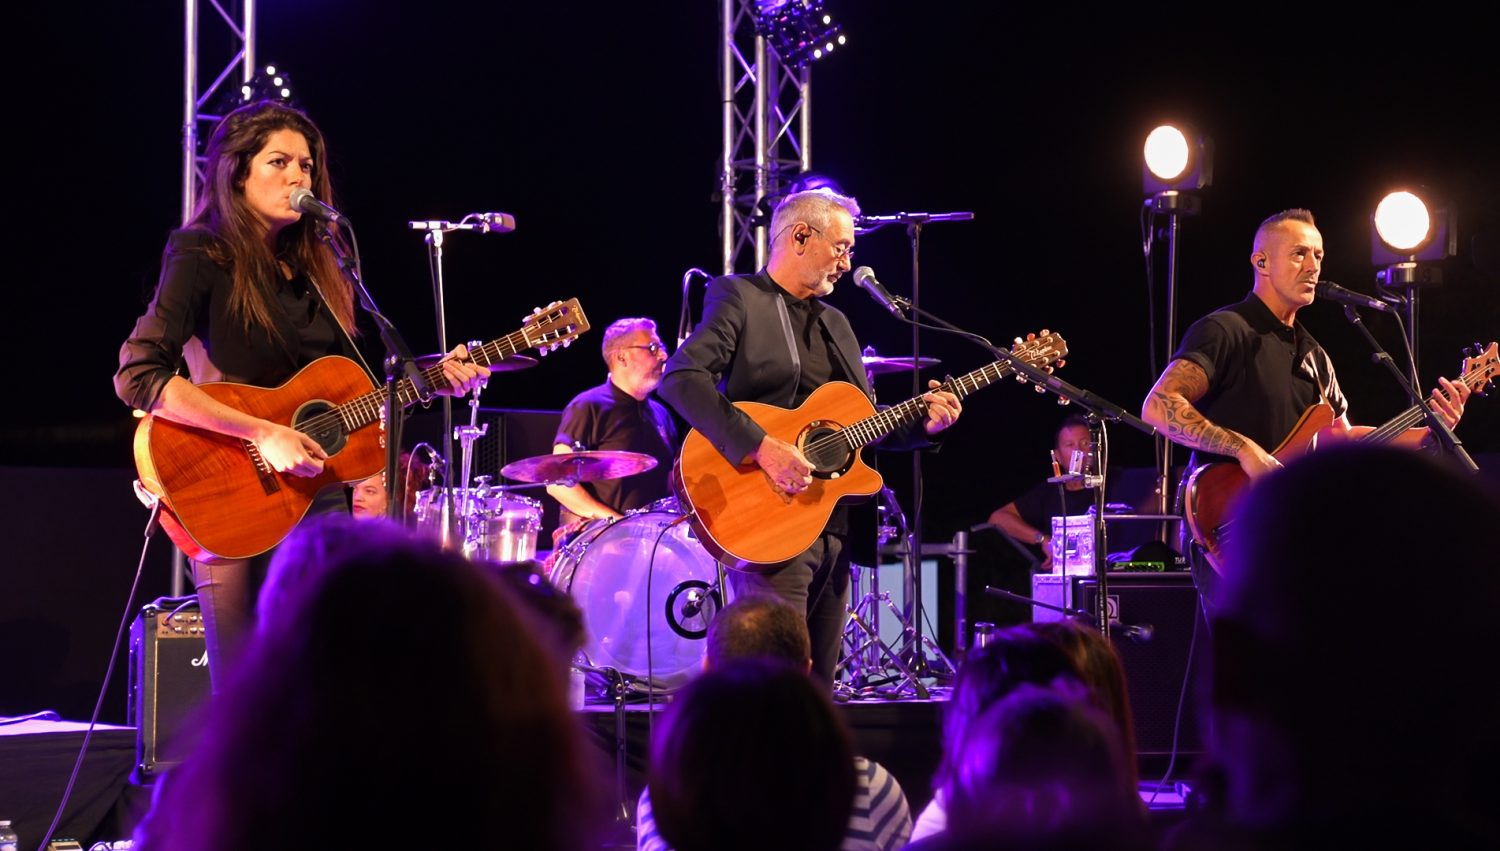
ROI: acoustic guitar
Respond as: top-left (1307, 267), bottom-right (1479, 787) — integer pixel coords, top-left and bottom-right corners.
top-left (674, 331), bottom-right (1069, 567)
top-left (1183, 341), bottom-right (1497, 574)
top-left (134, 299), bottom-right (590, 562)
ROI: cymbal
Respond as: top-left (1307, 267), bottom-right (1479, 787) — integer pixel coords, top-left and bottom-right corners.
top-left (414, 352), bottom-right (539, 372)
top-left (861, 355), bottom-right (941, 375)
top-left (500, 450), bottom-right (658, 484)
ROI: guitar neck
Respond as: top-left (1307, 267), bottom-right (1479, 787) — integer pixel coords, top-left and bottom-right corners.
top-left (1361, 361), bottom-right (1488, 446)
top-left (843, 359), bottom-right (1016, 449)
top-left (337, 330), bottom-right (535, 431)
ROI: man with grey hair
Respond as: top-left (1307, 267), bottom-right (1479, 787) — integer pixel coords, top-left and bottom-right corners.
top-left (659, 188), bottom-right (963, 685)
top-left (548, 317), bottom-right (678, 531)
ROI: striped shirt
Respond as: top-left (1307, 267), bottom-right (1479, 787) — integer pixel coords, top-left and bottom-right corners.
top-left (637, 756), bottom-right (913, 851)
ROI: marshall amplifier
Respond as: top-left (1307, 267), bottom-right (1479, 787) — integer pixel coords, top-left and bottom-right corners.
top-left (128, 599), bottom-right (211, 776)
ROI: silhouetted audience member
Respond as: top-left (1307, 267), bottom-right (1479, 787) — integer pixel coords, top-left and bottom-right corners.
top-left (134, 518), bottom-right (606, 850)
top-left (704, 593), bottom-right (813, 670)
top-left (1178, 445), bottom-right (1500, 848)
top-left (1028, 618), bottom-right (1142, 794)
top-left (639, 596), bottom-right (912, 850)
top-left (923, 681), bottom-right (1149, 850)
top-left (909, 626), bottom-right (1080, 841)
top-left (645, 658), bottom-right (857, 851)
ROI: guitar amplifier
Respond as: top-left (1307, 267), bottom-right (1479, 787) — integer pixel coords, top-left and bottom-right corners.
top-left (128, 599), bottom-right (212, 776)
top-left (1031, 573), bottom-right (1203, 757)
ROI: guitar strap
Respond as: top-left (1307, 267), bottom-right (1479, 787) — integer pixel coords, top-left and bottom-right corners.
top-left (773, 293), bottom-right (801, 407)
top-left (307, 274), bottom-right (380, 383)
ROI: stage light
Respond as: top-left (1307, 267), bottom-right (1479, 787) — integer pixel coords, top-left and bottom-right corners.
top-left (1372, 189), bottom-right (1455, 264)
top-left (754, 0), bottom-right (846, 69)
top-left (1142, 123), bottom-right (1212, 194)
top-left (208, 64), bottom-right (297, 117)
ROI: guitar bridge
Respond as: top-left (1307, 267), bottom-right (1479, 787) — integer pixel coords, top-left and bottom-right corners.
top-left (243, 440), bottom-right (283, 496)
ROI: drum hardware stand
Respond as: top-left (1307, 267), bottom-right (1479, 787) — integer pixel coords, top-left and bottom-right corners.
top-left (835, 486), bottom-right (952, 697)
top-left (573, 661), bottom-right (635, 824)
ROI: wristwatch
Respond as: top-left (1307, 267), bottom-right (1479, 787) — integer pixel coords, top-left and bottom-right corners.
top-left (1032, 530), bottom-right (1047, 545)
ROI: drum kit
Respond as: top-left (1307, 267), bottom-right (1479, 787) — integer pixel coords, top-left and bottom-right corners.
top-left (408, 346), bottom-right (946, 696)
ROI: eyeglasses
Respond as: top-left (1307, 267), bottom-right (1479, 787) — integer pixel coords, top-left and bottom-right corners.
top-left (804, 225), bottom-right (855, 261)
top-left (773, 223), bottom-right (855, 261)
top-left (623, 342), bottom-right (667, 355)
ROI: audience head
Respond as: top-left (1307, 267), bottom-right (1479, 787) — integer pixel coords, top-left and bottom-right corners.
top-left (705, 595), bottom-right (812, 671)
top-left (1026, 619), bottom-right (1139, 784)
top-left (1212, 445), bottom-right (1500, 841)
top-left (944, 682), bottom-right (1145, 847)
top-left (936, 626), bottom-right (1080, 791)
top-left (648, 658), bottom-right (856, 851)
top-left (151, 516), bottom-right (605, 850)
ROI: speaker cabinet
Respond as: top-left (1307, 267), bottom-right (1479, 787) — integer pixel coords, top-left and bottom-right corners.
top-left (1074, 573), bottom-right (1204, 757)
top-left (128, 601), bottom-right (211, 776)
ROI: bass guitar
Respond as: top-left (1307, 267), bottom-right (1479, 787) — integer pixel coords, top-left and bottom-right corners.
top-left (1183, 341), bottom-right (1497, 574)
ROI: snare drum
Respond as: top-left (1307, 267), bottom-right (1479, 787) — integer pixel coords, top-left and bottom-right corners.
top-left (549, 509), bottom-right (720, 689)
top-left (414, 488), bottom-right (542, 563)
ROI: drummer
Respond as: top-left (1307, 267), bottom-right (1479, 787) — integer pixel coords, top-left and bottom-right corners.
top-left (547, 317), bottom-right (680, 542)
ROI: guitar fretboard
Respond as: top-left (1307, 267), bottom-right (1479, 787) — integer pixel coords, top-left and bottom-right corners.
top-left (837, 358), bottom-right (1024, 450)
top-left (1362, 361), bottom-right (1491, 445)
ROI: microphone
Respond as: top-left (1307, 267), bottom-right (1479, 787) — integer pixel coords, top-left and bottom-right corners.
top-left (472, 212), bottom-right (517, 233)
top-left (288, 187), bottom-right (350, 226)
top-left (852, 266), bottom-right (906, 318)
top-left (1315, 280), bottom-right (1393, 314)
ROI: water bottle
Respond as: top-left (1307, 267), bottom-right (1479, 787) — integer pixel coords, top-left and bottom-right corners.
top-left (0, 819), bottom-right (19, 851)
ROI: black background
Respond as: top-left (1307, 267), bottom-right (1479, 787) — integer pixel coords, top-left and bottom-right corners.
top-left (3, 7), bottom-right (1497, 721)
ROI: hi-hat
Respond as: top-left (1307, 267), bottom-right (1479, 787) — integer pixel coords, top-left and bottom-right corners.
top-left (414, 352), bottom-right (539, 372)
top-left (500, 450), bottom-right (657, 485)
top-left (861, 355), bottom-right (941, 375)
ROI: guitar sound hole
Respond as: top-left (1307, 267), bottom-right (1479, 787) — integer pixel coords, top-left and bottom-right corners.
top-left (803, 426), bottom-right (853, 479)
top-left (293, 400), bottom-right (349, 456)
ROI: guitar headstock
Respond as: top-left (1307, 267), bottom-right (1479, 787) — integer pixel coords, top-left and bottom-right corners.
top-left (522, 299), bottom-right (591, 355)
top-left (1010, 329), bottom-right (1069, 395)
top-left (1461, 341), bottom-right (1498, 396)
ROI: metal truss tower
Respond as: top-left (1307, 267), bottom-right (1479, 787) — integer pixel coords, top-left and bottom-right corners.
top-left (719, 0), bottom-right (813, 274)
top-left (181, 0), bottom-right (257, 225)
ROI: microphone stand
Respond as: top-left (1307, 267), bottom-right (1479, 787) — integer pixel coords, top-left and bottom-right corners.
top-left (878, 294), bottom-right (1158, 641)
top-left (317, 221), bottom-right (433, 520)
top-left (408, 215), bottom-right (511, 540)
top-left (676, 267), bottom-right (711, 348)
top-left (855, 210), bottom-right (974, 674)
top-left (1340, 305), bottom-right (1478, 472)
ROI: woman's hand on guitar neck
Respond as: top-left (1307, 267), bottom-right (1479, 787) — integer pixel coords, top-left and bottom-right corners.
top-left (754, 435), bottom-right (813, 496)
top-left (253, 422), bottom-right (328, 478)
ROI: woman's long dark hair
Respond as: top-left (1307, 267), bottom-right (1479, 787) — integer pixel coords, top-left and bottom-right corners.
top-left (190, 99), bottom-right (355, 339)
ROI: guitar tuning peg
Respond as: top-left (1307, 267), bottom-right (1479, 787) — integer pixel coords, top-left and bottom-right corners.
top-left (1034, 384), bottom-right (1046, 394)
top-left (1013, 337), bottom-right (1023, 346)
top-left (1055, 359), bottom-right (1066, 368)
top-left (1026, 332), bottom-right (1037, 341)
top-left (1040, 328), bottom-right (1050, 337)
top-left (1057, 397), bottom-right (1070, 406)
top-left (563, 339), bottom-right (572, 347)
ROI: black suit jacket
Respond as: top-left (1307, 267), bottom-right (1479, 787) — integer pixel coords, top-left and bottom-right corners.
top-left (659, 271), bottom-right (928, 465)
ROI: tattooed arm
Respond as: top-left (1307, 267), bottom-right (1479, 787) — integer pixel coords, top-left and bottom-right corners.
top-left (1142, 359), bottom-right (1282, 479)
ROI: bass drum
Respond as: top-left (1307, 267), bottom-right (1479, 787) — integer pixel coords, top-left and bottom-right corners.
top-left (549, 509), bottom-right (720, 689)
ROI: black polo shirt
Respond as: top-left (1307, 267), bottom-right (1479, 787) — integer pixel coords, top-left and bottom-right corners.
top-left (554, 379), bottom-right (678, 522)
top-left (1172, 292), bottom-right (1347, 466)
